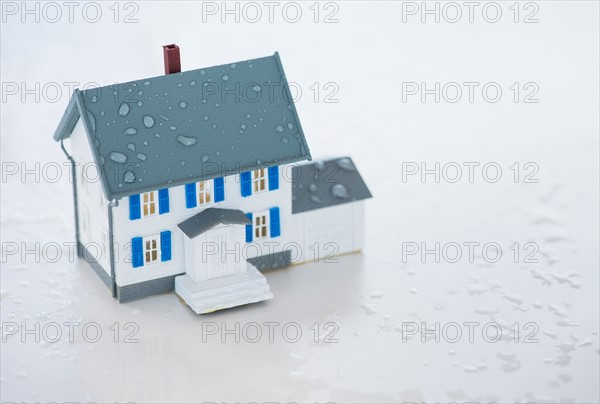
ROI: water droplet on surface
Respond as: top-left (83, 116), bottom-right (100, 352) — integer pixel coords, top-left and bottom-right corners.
top-left (287, 122), bottom-right (294, 130)
top-left (137, 101), bottom-right (143, 107)
top-left (203, 115), bottom-right (209, 121)
top-left (190, 80), bottom-right (196, 86)
top-left (123, 171), bottom-right (135, 183)
top-left (143, 115), bottom-right (155, 128)
top-left (201, 155), bottom-right (210, 163)
top-left (124, 128), bottom-right (138, 136)
top-left (109, 151), bottom-right (127, 163)
top-left (137, 153), bottom-right (147, 161)
top-left (143, 80), bottom-right (151, 86)
top-left (127, 143), bottom-right (135, 152)
top-left (275, 124), bottom-right (284, 133)
top-left (176, 134), bottom-right (197, 147)
top-left (170, 126), bottom-right (177, 131)
top-left (222, 74), bottom-right (229, 81)
top-left (179, 101), bottom-right (187, 109)
top-left (143, 140), bottom-right (149, 146)
top-left (241, 124), bottom-right (247, 130)
top-left (252, 85), bottom-right (261, 92)
top-left (281, 136), bottom-right (289, 144)
top-left (332, 183), bottom-right (350, 199)
top-left (118, 103), bottom-right (130, 117)
top-left (246, 113), bottom-right (251, 119)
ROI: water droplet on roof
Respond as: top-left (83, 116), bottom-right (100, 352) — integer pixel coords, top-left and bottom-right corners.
top-left (137, 101), bottom-right (143, 107)
top-left (143, 140), bottom-right (149, 146)
top-left (215, 150), bottom-right (222, 156)
top-left (201, 155), bottom-right (210, 163)
top-left (203, 115), bottom-right (209, 121)
top-left (123, 171), bottom-right (135, 183)
top-left (136, 153), bottom-right (147, 161)
top-left (100, 110), bottom-right (105, 116)
top-left (281, 136), bottom-right (289, 144)
top-left (176, 134), bottom-right (197, 147)
top-left (287, 122), bottom-right (294, 130)
top-left (200, 70), bottom-right (206, 76)
top-left (177, 83), bottom-right (182, 87)
top-left (86, 111), bottom-right (96, 134)
top-left (159, 114), bottom-right (169, 121)
top-left (155, 133), bottom-right (160, 138)
top-left (275, 124), bottom-right (284, 133)
top-left (127, 143), bottom-right (135, 152)
top-left (246, 113), bottom-right (251, 119)
top-left (118, 103), bottom-right (130, 117)
top-left (215, 103), bottom-right (220, 108)
top-left (143, 115), bottom-right (155, 128)
top-left (222, 74), bottom-right (229, 81)
top-left (143, 81), bottom-right (151, 86)
top-left (180, 160), bottom-right (186, 166)
top-left (231, 63), bottom-right (237, 68)
top-left (124, 128), bottom-right (137, 136)
top-left (252, 85), bottom-right (261, 92)
top-left (337, 158), bottom-right (356, 171)
top-left (90, 95), bottom-right (97, 103)
top-left (179, 101), bottom-right (187, 109)
top-left (190, 80), bottom-right (196, 86)
top-left (310, 195), bottom-right (323, 204)
top-left (241, 124), bottom-right (247, 130)
top-left (309, 183), bottom-right (318, 192)
top-left (99, 156), bottom-right (106, 165)
top-left (331, 183), bottom-right (350, 199)
top-left (170, 126), bottom-right (177, 131)
top-left (109, 151), bottom-right (127, 163)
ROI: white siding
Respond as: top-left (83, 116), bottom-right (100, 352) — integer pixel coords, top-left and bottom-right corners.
top-left (70, 120), bottom-right (111, 274)
top-left (112, 165), bottom-right (295, 287)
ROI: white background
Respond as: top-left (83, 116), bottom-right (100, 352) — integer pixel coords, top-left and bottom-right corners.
top-left (1, 1), bottom-right (599, 402)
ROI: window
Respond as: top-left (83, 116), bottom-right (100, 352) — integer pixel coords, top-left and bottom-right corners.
top-left (252, 169), bottom-right (266, 193)
top-left (198, 180), bottom-right (212, 204)
top-left (143, 235), bottom-right (160, 264)
top-left (253, 211), bottom-right (269, 240)
top-left (142, 191), bottom-right (158, 217)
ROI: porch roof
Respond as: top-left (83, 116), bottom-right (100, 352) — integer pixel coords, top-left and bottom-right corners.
top-left (178, 208), bottom-right (250, 239)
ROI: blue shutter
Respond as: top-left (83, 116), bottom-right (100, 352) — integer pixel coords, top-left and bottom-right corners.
top-left (241, 172), bottom-right (252, 197)
top-left (158, 189), bottom-right (170, 214)
top-left (245, 213), bottom-right (253, 242)
top-left (268, 166), bottom-right (279, 191)
top-left (269, 207), bottom-right (280, 238)
top-left (185, 183), bottom-right (197, 208)
top-left (214, 177), bottom-right (225, 202)
top-left (131, 237), bottom-right (143, 268)
top-left (129, 194), bottom-right (141, 220)
top-left (160, 231), bottom-right (172, 262)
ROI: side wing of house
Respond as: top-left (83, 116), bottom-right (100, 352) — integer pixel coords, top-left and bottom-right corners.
top-left (70, 119), bottom-right (112, 286)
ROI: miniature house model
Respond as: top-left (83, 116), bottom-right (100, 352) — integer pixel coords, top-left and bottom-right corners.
top-left (53, 45), bottom-right (371, 314)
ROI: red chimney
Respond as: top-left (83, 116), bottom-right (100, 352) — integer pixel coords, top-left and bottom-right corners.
top-left (163, 44), bottom-right (181, 74)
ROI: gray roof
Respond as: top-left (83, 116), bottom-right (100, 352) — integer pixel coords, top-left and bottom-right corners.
top-left (178, 208), bottom-right (251, 239)
top-left (292, 157), bottom-right (372, 214)
top-left (54, 52), bottom-right (311, 200)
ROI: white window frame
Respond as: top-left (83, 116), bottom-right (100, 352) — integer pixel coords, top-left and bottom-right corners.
top-left (198, 180), bottom-right (212, 205)
top-left (143, 234), bottom-right (161, 265)
top-left (142, 190), bottom-right (158, 217)
top-left (253, 210), bottom-right (269, 240)
top-left (252, 168), bottom-right (267, 194)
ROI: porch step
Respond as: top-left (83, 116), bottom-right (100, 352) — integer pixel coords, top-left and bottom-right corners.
top-left (175, 264), bottom-right (273, 314)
